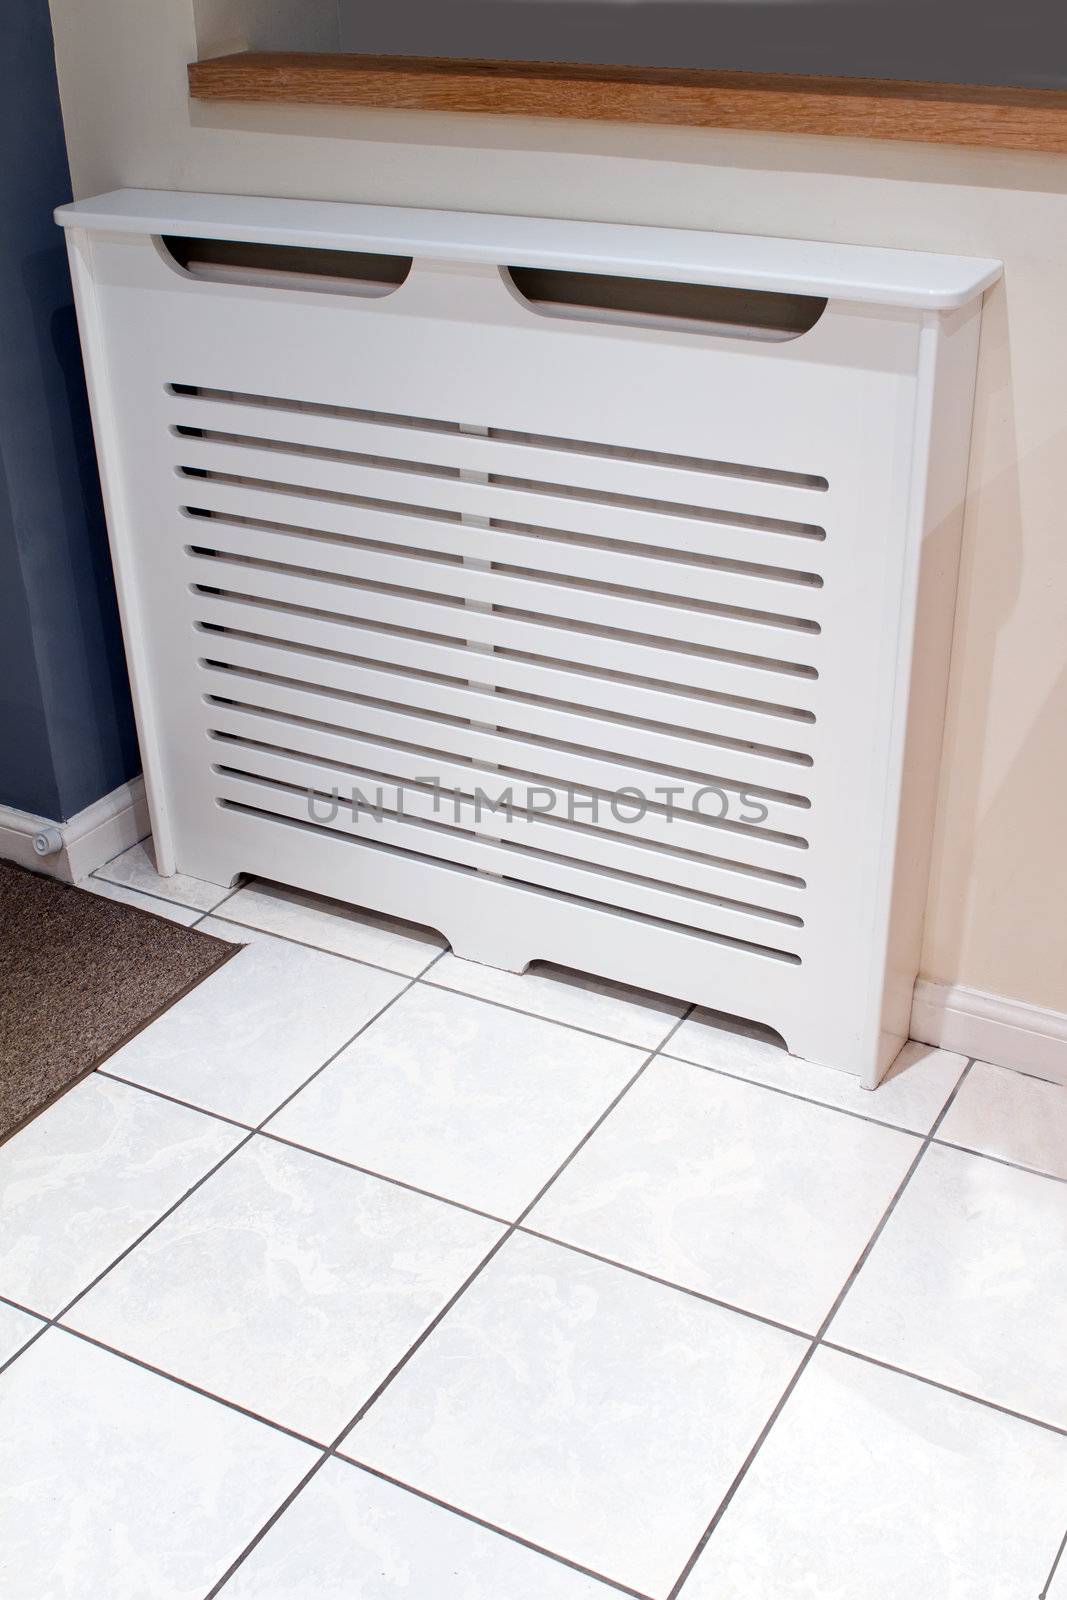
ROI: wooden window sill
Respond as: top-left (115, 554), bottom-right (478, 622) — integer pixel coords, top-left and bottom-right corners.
top-left (187, 52), bottom-right (1067, 154)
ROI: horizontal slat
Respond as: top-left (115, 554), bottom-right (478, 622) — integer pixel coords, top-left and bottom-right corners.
top-left (174, 435), bottom-right (828, 566)
top-left (211, 754), bottom-right (805, 955)
top-left (206, 701), bottom-right (807, 905)
top-left (184, 474), bottom-right (827, 602)
top-left (199, 666), bottom-right (809, 850)
top-left (184, 519), bottom-right (822, 667)
top-left (189, 559), bottom-right (820, 713)
top-left (179, 479), bottom-right (824, 620)
top-left (193, 589), bottom-right (816, 751)
top-left (168, 393), bottom-right (829, 525)
top-left (195, 628), bottom-right (815, 795)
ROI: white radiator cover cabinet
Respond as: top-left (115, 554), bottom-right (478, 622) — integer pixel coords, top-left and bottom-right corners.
top-left (58, 190), bottom-right (1001, 1086)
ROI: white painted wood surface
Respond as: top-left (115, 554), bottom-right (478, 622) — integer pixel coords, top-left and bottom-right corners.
top-left (56, 190), bottom-right (1002, 310)
top-left (59, 190), bottom-right (999, 1082)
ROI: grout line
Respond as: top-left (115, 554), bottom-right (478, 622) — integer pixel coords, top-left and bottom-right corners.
top-left (0, 1131), bottom-right (254, 1376)
top-left (336, 1241), bottom-right (514, 1443)
top-left (0, 1295), bottom-right (50, 1380)
top-left (204, 1003), bottom-right (696, 1599)
top-left (201, 1227), bottom-right (514, 1599)
top-left (203, 1454), bottom-right (334, 1599)
top-left (978, 1059), bottom-right (1066, 1088)
top-left (51, 1133), bottom-right (257, 1325)
top-left (663, 1058), bottom-right (978, 1600)
top-left (185, 879), bottom-right (250, 927)
top-left (52, 1323), bottom-right (325, 1449)
top-left (88, 866), bottom-right (238, 923)
top-left (513, 1006), bottom-right (696, 1227)
top-left (515, 1227), bottom-right (811, 1341)
top-left (196, 881), bottom-right (247, 917)
top-left (660, 1046), bottom-right (963, 1139)
top-left (207, 909), bottom-right (444, 981)
top-left (818, 1342), bottom-right (1067, 1440)
top-left (929, 1136), bottom-right (1067, 1188)
top-left (82, 876), bottom-right (220, 921)
top-left (336, 1457), bottom-right (655, 1600)
top-left (418, 973), bottom-right (688, 1051)
top-left (257, 1129), bottom-right (512, 1227)
top-left (94, 1069), bottom-right (255, 1132)
top-left (256, 948), bottom-right (448, 1133)
top-left (0, 1290), bottom-right (46, 1320)
top-left (1040, 1524), bottom-right (1067, 1600)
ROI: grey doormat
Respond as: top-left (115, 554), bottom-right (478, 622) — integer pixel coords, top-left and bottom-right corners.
top-left (0, 860), bottom-right (236, 1145)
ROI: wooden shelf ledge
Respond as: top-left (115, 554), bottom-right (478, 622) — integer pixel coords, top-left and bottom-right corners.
top-left (187, 52), bottom-right (1067, 154)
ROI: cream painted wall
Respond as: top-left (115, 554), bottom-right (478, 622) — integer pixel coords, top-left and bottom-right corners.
top-left (192, 0), bottom-right (338, 60)
top-left (47, 0), bottom-right (1067, 1015)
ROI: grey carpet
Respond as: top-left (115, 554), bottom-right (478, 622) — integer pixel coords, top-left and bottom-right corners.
top-left (0, 860), bottom-right (235, 1144)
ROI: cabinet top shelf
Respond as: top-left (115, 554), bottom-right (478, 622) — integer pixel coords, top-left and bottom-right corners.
top-left (56, 188), bottom-right (1002, 311)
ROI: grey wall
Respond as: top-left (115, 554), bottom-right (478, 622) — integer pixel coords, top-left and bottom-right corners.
top-left (339, 0), bottom-right (1067, 89)
top-left (0, 0), bottom-right (138, 822)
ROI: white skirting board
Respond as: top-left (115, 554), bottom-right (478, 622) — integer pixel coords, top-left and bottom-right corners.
top-left (911, 979), bottom-right (1067, 1086)
top-left (0, 777), bottom-right (149, 885)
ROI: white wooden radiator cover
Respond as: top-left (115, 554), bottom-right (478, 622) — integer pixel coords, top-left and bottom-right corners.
top-left (57, 190), bottom-right (1001, 1085)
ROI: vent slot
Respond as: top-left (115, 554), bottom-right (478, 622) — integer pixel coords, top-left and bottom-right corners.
top-left (161, 237), bottom-right (411, 298)
top-left (506, 267), bottom-right (827, 343)
top-left (166, 385), bottom-right (829, 492)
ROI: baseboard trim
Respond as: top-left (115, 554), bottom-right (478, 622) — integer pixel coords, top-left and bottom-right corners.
top-left (912, 978), bottom-right (1067, 1085)
top-left (0, 778), bottom-right (149, 884)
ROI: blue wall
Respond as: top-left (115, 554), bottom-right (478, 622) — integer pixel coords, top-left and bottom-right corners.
top-left (0, 0), bottom-right (138, 822)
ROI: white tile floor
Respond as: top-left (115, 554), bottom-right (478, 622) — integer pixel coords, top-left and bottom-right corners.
top-left (0, 840), bottom-right (1064, 1599)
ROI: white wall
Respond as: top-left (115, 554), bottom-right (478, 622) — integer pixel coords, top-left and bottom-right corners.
top-left (193, 0), bottom-right (338, 59)
top-left (47, 0), bottom-right (1067, 1018)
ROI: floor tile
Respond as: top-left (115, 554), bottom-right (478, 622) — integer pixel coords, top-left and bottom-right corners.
top-left (0, 1328), bottom-right (314, 1600)
top-left (77, 876), bottom-right (203, 926)
top-left (938, 1059), bottom-right (1067, 1181)
top-left (345, 1232), bottom-right (805, 1599)
top-left (269, 986), bottom-right (645, 1219)
top-left (103, 924), bottom-right (408, 1125)
top-left (427, 954), bottom-right (687, 1048)
top-left (0, 1301), bottom-right (43, 1367)
top-left (828, 1142), bottom-right (1067, 1427)
top-left (667, 1014), bottom-right (967, 1133)
top-left (219, 1458), bottom-right (611, 1599)
top-left (528, 1057), bottom-right (919, 1331)
top-left (66, 1137), bottom-right (503, 1443)
top-left (1048, 1544), bottom-right (1067, 1599)
top-left (0, 1075), bottom-right (242, 1316)
top-left (681, 1345), bottom-right (1067, 1600)
top-left (215, 879), bottom-right (445, 976)
top-left (93, 839), bottom-right (230, 913)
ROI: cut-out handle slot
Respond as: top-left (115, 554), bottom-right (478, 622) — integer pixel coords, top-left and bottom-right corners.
top-left (160, 236), bottom-right (411, 298)
top-left (506, 267), bottom-right (826, 342)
